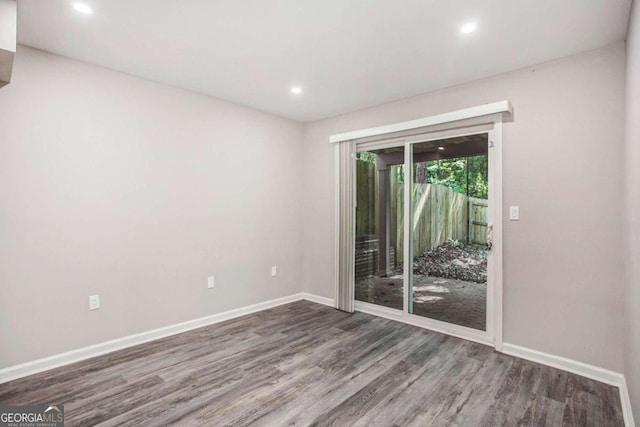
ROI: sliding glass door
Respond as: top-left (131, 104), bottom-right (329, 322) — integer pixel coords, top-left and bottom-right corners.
top-left (353, 128), bottom-right (495, 342)
top-left (354, 147), bottom-right (404, 310)
top-left (408, 134), bottom-right (489, 332)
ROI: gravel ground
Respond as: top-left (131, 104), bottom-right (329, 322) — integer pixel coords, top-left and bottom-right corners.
top-left (414, 241), bottom-right (487, 283)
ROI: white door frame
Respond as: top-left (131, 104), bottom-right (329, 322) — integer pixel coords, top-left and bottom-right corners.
top-left (402, 124), bottom-right (500, 347)
top-left (333, 102), bottom-right (511, 350)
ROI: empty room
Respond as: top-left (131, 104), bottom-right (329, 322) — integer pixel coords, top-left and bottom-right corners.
top-left (1, 0), bottom-right (639, 426)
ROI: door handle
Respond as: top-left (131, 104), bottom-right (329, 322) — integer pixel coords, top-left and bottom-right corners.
top-left (486, 224), bottom-right (493, 251)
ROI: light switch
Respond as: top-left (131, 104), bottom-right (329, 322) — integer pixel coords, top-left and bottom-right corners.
top-left (509, 206), bottom-right (520, 221)
top-left (89, 294), bottom-right (100, 310)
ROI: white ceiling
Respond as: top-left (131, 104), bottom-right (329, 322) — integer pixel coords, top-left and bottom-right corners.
top-left (17, 0), bottom-right (632, 122)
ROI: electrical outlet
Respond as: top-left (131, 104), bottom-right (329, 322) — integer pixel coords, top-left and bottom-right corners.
top-left (207, 276), bottom-right (215, 289)
top-left (271, 266), bottom-right (277, 277)
top-left (89, 294), bottom-right (100, 310)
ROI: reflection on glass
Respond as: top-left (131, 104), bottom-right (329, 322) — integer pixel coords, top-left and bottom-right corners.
top-left (354, 148), bottom-right (404, 310)
top-left (409, 134), bottom-right (489, 331)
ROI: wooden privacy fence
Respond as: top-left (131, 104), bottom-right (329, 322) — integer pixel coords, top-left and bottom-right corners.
top-left (392, 183), bottom-right (488, 264)
top-left (355, 161), bottom-right (378, 236)
top-left (468, 198), bottom-right (489, 246)
top-left (355, 160), bottom-right (488, 272)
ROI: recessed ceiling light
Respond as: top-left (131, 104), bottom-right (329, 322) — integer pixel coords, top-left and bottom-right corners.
top-left (438, 146), bottom-right (445, 151)
top-left (73, 3), bottom-right (93, 14)
top-left (460, 22), bottom-right (477, 34)
top-left (290, 86), bottom-right (302, 94)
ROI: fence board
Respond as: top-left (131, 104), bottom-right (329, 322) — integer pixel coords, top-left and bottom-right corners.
top-left (394, 183), bottom-right (488, 263)
top-left (355, 160), bottom-right (487, 275)
top-left (469, 197), bottom-right (488, 244)
top-left (355, 160), bottom-right (378, 236)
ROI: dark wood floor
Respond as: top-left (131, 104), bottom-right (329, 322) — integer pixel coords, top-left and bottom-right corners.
top-left (0, 301), bottom-right (624, 426)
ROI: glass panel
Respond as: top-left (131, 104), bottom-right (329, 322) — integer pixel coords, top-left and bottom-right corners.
top-left (409, 134), bottom-right (489, 330)
top-left (354, 148), bottom-right (404, 310)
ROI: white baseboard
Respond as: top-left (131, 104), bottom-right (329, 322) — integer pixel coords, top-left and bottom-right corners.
top-left (502, 343), bottom-right (634, 426)
top-left (300, 292), bottom-right (335, 308)
top-left (502, 343), bottom-right (623, 386)
top-left (620, 377), bottom-right (636, 427)
top-left (0, 292), bottom-right (323, 384)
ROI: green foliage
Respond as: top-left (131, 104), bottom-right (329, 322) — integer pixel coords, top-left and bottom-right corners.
top-left (423, 155), bottom-right (488, 199)
top-left (356, 151), bottom-right (376, 164)
top-left (355, 151), bottom-right (488, 199)
top-left (395, 165), bottom-right (405, 183)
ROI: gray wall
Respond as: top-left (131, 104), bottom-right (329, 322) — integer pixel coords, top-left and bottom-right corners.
top-left (625, 0), bottom-right (640, 417)
top-left (302, 43), bottom-right (626, 372)
top-left (0, 46), bottom-right (304, 368)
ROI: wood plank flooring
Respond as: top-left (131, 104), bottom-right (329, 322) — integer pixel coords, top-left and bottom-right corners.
top-left (0, 300), bottom-right (624, 426)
